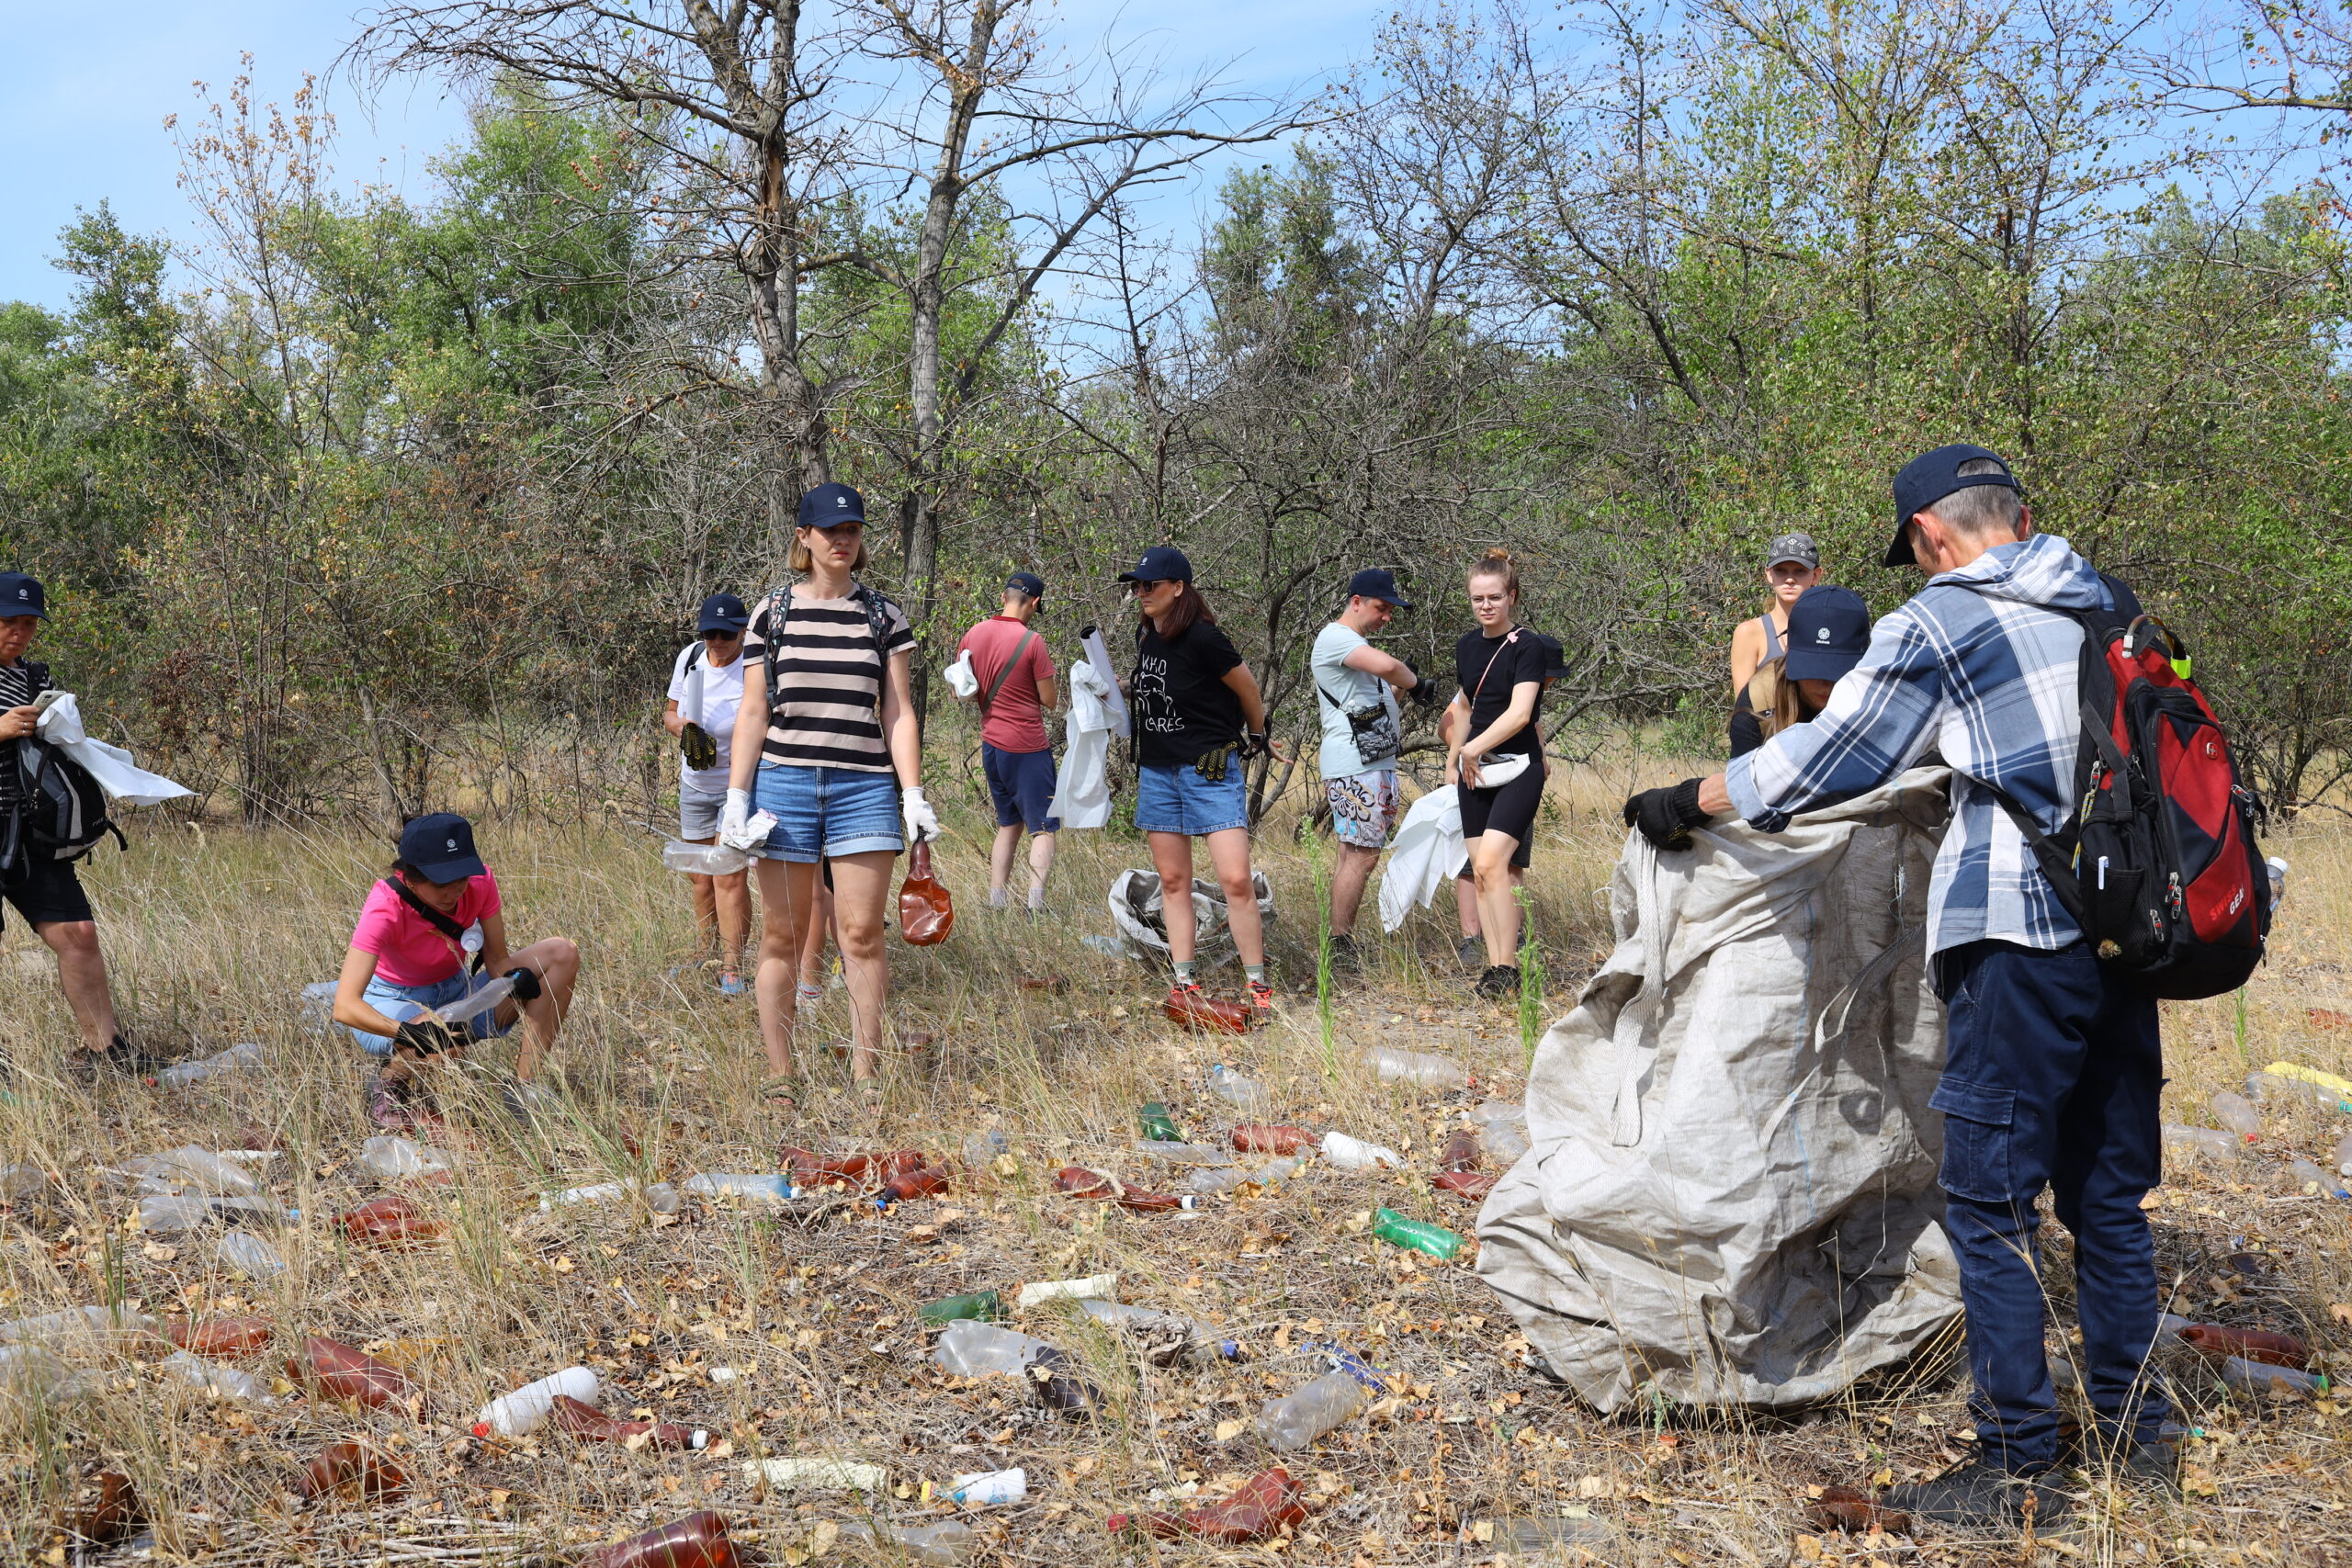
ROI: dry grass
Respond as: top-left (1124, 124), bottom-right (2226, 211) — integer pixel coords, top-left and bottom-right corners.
top-left (0, 762), bottom-right (2346, 1568)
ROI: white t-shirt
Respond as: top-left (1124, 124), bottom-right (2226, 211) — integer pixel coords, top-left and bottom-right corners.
top-left (667, 642), bottom-right (746, 799)
top-left (1311, 622), bottom-right (1401, 780)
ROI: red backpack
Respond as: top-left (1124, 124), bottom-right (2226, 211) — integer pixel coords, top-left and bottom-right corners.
top-left (1991, 606), bottom-right (2271, 998)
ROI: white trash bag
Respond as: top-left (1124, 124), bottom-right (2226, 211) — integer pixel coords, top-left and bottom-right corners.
top-left (1106, 868), bottom-right (1274, 969)
top-left (1476, 767), bottom-right (1962, 1412)
top-left (33, 694), bottom-right (193, 807)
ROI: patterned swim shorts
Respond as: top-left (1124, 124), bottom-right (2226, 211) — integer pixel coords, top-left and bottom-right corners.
top-left (1325, 768), bottom-right (1400, 850)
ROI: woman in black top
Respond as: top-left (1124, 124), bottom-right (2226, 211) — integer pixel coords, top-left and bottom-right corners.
top-left (1446, 548), bottom-right (1549, 1000)
top-left (1116, 546), bottom-right (1279, 1019)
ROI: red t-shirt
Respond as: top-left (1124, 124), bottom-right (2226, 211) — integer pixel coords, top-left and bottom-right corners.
top-left (350, 871), bottom-right (502, 987)
top-left (956, 616), bottom-right (1055, 752)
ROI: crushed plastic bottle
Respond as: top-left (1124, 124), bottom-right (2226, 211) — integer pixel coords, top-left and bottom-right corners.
top-left (932, 1319), bottom-right (1057, 1377)
top-left (333, 1194), bottom-right (442, 1248)
top-left (166, 1315), bottom-right (273, 1356)
top-left (2211, 1090), bottom-right (2262, 1143)
top-left (1078, 1299), bottom-right (1244, 1365)
top-left (2162, 1123), bottom-right (2242, 1163)
top-left (2287, 1158), bottom-right (2352, 1200)
top-left (959, 1129), bottom-right (1010, 1167)
top-left (153, 1043), bottom-right (264, 1088)
top-left (1136, 1140), bottom-right (1231, 1167)
top-left (921, 1292), bottom-right (1006, 1325)
top-left (1137, 1101), bottom-right (1182, 1141)
top-left (299, 979), bottom-right (339, 1033)
top-left (1471, 1101), bottom-right (1533, 1161)
top-left (1320, 1132), bottom-right (1404, 1170)
top-left (2246, 1070), bottom-right (2352, 1116)
top-left (1438, 1130), bottom-right (1482, 1171)
top-left (835, 1519), bottom-right (973, 1566)
top-left (0, 1304), bottom-right (159, 1347)
top-left (541, 1179), bottom-right (682, 1214)
top-left (682, 1173), bottom-right (807, 1204)
top-left (1366, 1046), bottom-right (1464, 1088)
top-left (946, 1467), bottom-right (1026, 1505)
top-left (549, 1393), bottom-right (705, 1449)
top-left (1015, 1272), bottom-right (1117, 1310)
top-left (1253, 1369), bottom-right (1374, 1450)
top-left (2336, 1130), bottom-right (2352, 1179)
top-left (1027, 1345), bottom-right (1103, 1416)
top-left (781, 1146), bottom-right (928, 1186)
top-left (1206, 1064), bottom-right (1274, 1114)
top-left (1371, 1207), bottom-right (1465, 1259)
top-left (126, 1146), bottom-right (262, 1195)
top-left (475, 1365), bottom-right (601, 1438)
top-left (742, 1457), bottom-right (888, 1493)
top-left (58, 1469), bottom-right (141, 1544)
top-left (288, 1336), bottom-right (412, 1409)
top-left (1184, 1156), bottom-right (1303, 1196)
top-left (217, 1232), bottom-right (287, 1280)
top-left (140, 1194), bottom-right (288, 1236)
top-left (1108, 1467), bottom-right (1306, 1542)
top-left (663, 840), bottom-right (752, 876)
top-left (583, 1512), bottom-right (740, 1568)
top-left (357, 1135), bottom-right (456, 1183)
top-left (160, 1349), bottom-right (277, 1405)
top-left (294, 1441), bottom-right (409, 1503)
top-left (1229, 1124), bottom-right (1313, 1155)
top-left (1055, 1166), bottom-right (1198, 1211)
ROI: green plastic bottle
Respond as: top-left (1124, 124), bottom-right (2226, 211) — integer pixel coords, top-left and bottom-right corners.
top-left (1138, 1101), bottom-right (1182, 1142)
top-left (1371, 1207), bottom-right (1464, 1260)
top-left (920, 1290), bottom-right (1006, 1325)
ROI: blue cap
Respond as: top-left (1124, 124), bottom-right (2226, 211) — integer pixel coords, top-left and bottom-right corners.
top-left (1116, 546), bottom-right (1193, 585)
top-left (397, 812), bottom-right (486, 884)
top-left (1781, 586), bottom-right (1871, 682)
top-left (1006, 571), bottom-right (1046, 602)
top-left (797, 481), bottom-right (866, 530)
top-left (1345, 568), bottom-right (1410, 608)
top-left (696, 592), bottom-right (750, 634)
top-left (1886, 445), bottom-right (2021, 567)
top-left (0, 572), bottom-right (46, 618)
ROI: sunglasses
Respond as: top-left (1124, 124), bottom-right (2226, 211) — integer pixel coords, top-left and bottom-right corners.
top-left (1127, 580), bottom-right (1173, 596)
top-left (702, 628), bottom-right (744, 640)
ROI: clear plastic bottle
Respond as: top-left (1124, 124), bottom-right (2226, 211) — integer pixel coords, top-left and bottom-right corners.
top-left (1079, 1299), bottom-right (1244, 1364)
top-left (160, 1349), bottom-right (277, 1405)
top-left (1136, 1140), bottom-right (1232, 1167)
top-left (682, 1173), bottom-right (805, 1204)
top-left (541, 1179), bottom-right (682, 1214)
top-left (2219, 1355), bottom-right (2325, 1401)
top-left (153, 1043), bottom-right (264, 1088)
top-left (1320, 1132), bottom-right (1403, 1170)
top-left (1183, 1156), bottom-right (1303, 1195)
top-left (2211, 1090), bottom-right (2262, 1143)
top-left (1252, 1371), bottom-right (1370, 1450)
top-left (960, 1129), bottom-right (1010, 1166)
top-left (931, 1319), bottom-right (1057, 1377)
top-left (2287, 1158), bottom-right (2351, 1200)
top-left (835, 1519), bottom-right (974, 1566)
top-left (132, 1146), bottom-right (261, 1195)
top-left (475, 1365), bottom-right (602, 1437)
top-left (217, 1231), bottom-right (286, 1280)
top-left (0, 1305), bottom-right (157, 1347)
top-left (357, 1135), bottom-right (456, 1182)
top-left (1206, 1065), bottom-right (1274, 1114)
top-left (945, 1467), bottom-right (1026, 1505)
top-left (2335, 1130), bottom-right (2352, 1179)
top-left (2162, 1123), bottom-right (2242, 1163)
top-left (1365, 1046), bottom-right (1464, 1088)
top-left (663, 840), bottom-right (751, 876)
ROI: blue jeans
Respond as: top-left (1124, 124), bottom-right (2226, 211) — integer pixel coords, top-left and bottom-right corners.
top-left (752, 761), bottom-right (903, 863)
top-left (347, 970), bottom-right (515, 1058)
top-left (1135, 762), bottom-right (1248, 835)
top-left (1932, 940), bottom-right (2170, 1472)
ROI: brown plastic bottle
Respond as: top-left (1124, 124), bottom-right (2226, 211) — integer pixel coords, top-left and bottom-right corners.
top-left (334, 1193), bottom-right (445, 1248)
top-left (549, 1393), bottom-right (696, 1449)
top-left (288, 1335), bottom-right (413, 1409)
top-left (1437, 1130), bottom-right (1483, 1172)
top-left (1162, 990), bottom-right (1250, 1034)
top-left (1053, 1166), bottom-right (1194, 1213)
top-left (1432, 1169), bottom-right (1497, 1200)
top-left (582, 1511), bottom-right (741, 1568)
top-left (2179, 1323), bottom-right (2310, 1368)
top-left (294, 1441), bottom-right (409, 1503)
top-left (877, 1163), bottom-right (952, 1204)
top-left (1805, 1485), bottom-right (1910, 1536)
top-left (1108, 1467), bottom-right (1304, 1542)
top-left (1228, 1124), bottom-right (1314, 1155)
top-left (168, 1314), bottom-right (274, 1356)
top-left (60, 1471), bottom-right (142, 1544)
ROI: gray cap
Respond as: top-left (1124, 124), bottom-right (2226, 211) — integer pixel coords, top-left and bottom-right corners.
top-left (1766, 532), bottom-right (1820, 570)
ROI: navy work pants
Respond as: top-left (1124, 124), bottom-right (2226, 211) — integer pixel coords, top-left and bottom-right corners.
top-left (1930, 939), bottom-right (2171, 1472)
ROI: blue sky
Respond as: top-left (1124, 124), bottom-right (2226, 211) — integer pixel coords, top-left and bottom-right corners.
top-left (0, 0), bottom-right (1368, 313)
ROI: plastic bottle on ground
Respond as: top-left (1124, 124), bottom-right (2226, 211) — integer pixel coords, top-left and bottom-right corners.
top-left (475, 1365), bottom-right (601, 1438)
top-left (2219, 1355), bottom-right (2325, 1401)
top-left (922, 1291), bottom-right (1007, 1324)
top-left (0, 1305), bottom-right (159, 1346)
top-left (2161, 1124), bottom-right (2241, 1163)
top-left (549, 1393), bottom-right (706, 1449)
top-left (1079, 1299), bottom-right (1244, 1364)
top-left (1136, 1140), bottom-right (1231, 1166)
top-left (288, 1336), bottom-right (412, 1409)
top-left (218, 1232), bottom-right (286, 1280)
top-left (1438, 1130), bottom-right (1482, 1171)
top-left (2335, 1131), bottom-right (2352, 1179)
top-left (932, 1319), bottom-right (1057, 1378)
top-left (153, 1043), bottom-right (264, 1088)
top-left (139, 1146), bottom-right (262, 1195)
top-left (1365, 1046), bottom-right (1464, 1088)
top-left (582, 1513), bottom-right (740, 1568)
top-left (541, 1179), bottom-right (682, 1214)
top-left (2287, 1158), bottom-right (2352, 1200)
top-left (1015, 1272), bottom-right (1117, 1310)
top-left (1371, 1207), bottom-right (1466, 1259)
top-left (1137, 1102), bottom-right (1182, 1141)
top-left (1320, 1132), bottom-right (1404, 1170)
top-left (682, 1173), bottom-right (805, 1204)
top-left (835, 1520), bottom-right (973, 1566)
top-left (1206, 1064), bottom-right (1273, 1114)
top-left (165, 1315), bottom-right (272, 1356)
top-left (160, 1349), bottom-right (277, 1405)
top-left (357, 1135), bottom-right (455, 1183)
top-left (1228, 1124), bottom-right (1313, 1155)
top-left (959, 1129), bottom-right (1010, 1166)
top-left (2246, 1070), bottom-right (2352, 1115)
top-left (742, 1457), bottom-right (889, 1493)
top-left (1080, 933), bottom-right (1128, 958)
top-left (1253, 1371), bottom-right (1370, 1450)
top-left (946, 1467), bottom-right (1026, 1505)
top-left (876, 1164), bottom-right (952, 1206)
top-left (294, 1440), bottom-right (409, 1503)
top-left (1184, 1156), bottom-right (1303, 1196)
top-left (2267, 856), bottom-right (2289, 911)
top-left (2211, 1091), bottom-right (2262, 1143)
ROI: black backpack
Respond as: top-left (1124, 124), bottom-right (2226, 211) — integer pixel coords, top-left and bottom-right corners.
top-left (3, 735), bottom-right (125, 886)
top-left (757, 581), bottom-right (902, 713)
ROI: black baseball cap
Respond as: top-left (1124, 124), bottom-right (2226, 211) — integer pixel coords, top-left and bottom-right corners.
top-left (1885, 445), bottom-right (2022, 567)
top-left (1766, 533), bottom-right (1820, 571)
top-left (1344, 568), bottom-right (1411, 608)
top-left (0, 572), bottom-right (46, 618)
top-left (797, 481), bottom-right (866, 530)
top-left (696, 592), bottom-right (750, 634)
top-left (398, 812), bottom-right (487, 884)
top-left (1781, 586), bottom-right (1871, 682)
top-left (1006, 571), bottom-right (1046, 602)
top-left (1116, 546), bottom-right (1193, 585)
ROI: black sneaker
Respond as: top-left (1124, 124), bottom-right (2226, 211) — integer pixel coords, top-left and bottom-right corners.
top-left (1324, 933), bottom-right (1360, 973)
top-left (1476, 964), bottom-right (1522, 1001)
top-left (66, 1034), bottom-right (170, 1083)
top-left (1881, 1461), bottom-right (2073, 1534)
top-left (2064, 1427), bottom-right (2180, 1490)
top-left (1456, 934), bottom-right (1485, 970)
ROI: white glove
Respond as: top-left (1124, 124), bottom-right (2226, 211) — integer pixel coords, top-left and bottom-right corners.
top-left (901, 785), bottom-right (941, 844)
top-left (718, 788), bottom-right (754, 850)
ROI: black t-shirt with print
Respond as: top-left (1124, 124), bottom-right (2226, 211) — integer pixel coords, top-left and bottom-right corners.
top-left (1132, 621), bottom-right (1245, 768)
top-left (1454, 626), bottom-right (1548, 758)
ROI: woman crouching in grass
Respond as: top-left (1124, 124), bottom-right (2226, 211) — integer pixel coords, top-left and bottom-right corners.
top-left (332, 812), bottom-right (580, 1129)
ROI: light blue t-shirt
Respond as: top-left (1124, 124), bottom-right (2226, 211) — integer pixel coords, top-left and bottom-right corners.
top-left (1311, 622), bottom-right (1401, 780)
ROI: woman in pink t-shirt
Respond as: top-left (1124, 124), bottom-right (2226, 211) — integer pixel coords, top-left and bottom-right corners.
top-left (331, 812), bottom-right (581, 1129)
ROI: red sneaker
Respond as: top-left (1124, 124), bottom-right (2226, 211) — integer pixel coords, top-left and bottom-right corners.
top-left (1247, 980), bottom-right (1276, 1015)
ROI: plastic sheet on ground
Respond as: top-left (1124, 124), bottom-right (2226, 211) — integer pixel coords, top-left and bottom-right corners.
top-left (1107, 868), bottom-right (1273, 968)
top-left (1476, 766), bottom-right (1962, 1411)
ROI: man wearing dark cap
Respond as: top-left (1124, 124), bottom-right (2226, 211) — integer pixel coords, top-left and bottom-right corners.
top-left (1623, 446), bottom-right (2175, 1529)
top-left (956, 571), bottom-right (1060, 912)
top-left (664, 591), bottom-right (754, 993)
top-left (1311, 569), bottom-right (1433, 964)
top-left (0, 571), bottom-right (159, 1077)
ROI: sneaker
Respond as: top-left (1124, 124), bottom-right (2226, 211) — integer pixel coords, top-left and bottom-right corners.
top-left (67, 1034), bottom-right (171, 1083)
top-left (1247, 979), bottom-right (1276, 1015)
top-left (2063, 1427), bottom-right (2180, 1490)
top-left (366, 1067), bottom-right (423, 1131)
top-left (500, 1077), bottom-right (558, 1126)
top-left (1476, 964), bottom-right (1522, 1001)
top-left (1456, 934), bottom-right (1486, 970)
top-left (1881, 1461), bottom-right (2073, 1534)
top-left (1324, 933), bottom-right (1360, 973)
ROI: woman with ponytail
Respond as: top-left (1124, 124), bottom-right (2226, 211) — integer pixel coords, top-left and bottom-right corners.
top-left (1446, 549), bottom-right (1550, 1001)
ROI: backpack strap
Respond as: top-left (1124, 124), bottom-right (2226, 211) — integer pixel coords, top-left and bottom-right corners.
top-left (382, 876), bottom-right (484, 975)
top-left (759, 581), bottom-right (903, 719)
top-left (981, 628), bottom-right (1037, 712)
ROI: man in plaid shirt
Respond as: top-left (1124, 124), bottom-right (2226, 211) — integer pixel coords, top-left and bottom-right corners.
top-left (1627, 446), bottom-right (2172, 1532)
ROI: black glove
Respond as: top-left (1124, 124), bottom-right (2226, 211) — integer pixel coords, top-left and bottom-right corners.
top-left (1193, 744), bottom-right (1235, 783)
top-left (680, 722), bottom-right (718, 771)
top-left (1623, 777), bottom-right (1710, 851)
top-left (1403, 659), bottom-right (1441, 708)
top-left (505, 965), bottom-right (543, 1003)
top-left (1238, 730), bottom-right (1271, 760)
top-left (393, 1018), bottom-right (471, 1057)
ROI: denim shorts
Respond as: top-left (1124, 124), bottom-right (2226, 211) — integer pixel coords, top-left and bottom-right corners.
top-left (753, 762), bottom-right (904, 863)
top-left (1135, 762), bottom-right (1249, 835)
top-left (347, 970), bottom-right (515, 1058)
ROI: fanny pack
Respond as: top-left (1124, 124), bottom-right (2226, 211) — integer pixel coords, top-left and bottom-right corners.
top-left (1317, 676), bottom-right (1400, 767)
top-left (382, 877), bottom-right (486, 976)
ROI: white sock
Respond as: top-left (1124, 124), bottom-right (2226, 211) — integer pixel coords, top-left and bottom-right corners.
top-left (1028, 886), bottom-right (1046, 912)
top-left (988, 887), bottom-right (1010, 910)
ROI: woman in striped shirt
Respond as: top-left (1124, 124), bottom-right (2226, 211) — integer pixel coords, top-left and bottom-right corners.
top-left (721, 483), bottom-right (938, 1111)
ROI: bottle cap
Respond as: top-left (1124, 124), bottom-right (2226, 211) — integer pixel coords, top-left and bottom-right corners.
top-left (691, 1429), bottom-right (710, 1450)
top-left (470, 1421), bottom-right (492, 1438)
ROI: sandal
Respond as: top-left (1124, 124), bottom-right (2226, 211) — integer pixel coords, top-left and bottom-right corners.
top-left (759, 1074), bottom-right (804, 1111)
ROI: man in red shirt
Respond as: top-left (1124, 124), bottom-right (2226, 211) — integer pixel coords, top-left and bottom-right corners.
top-left (956, 572), bottom-right (1061, 911)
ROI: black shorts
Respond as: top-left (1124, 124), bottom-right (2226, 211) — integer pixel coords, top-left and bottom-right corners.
top-left (1, 855), bottom-right (94, 931)
top-left (1459, 761), bottom-right (1544, 861)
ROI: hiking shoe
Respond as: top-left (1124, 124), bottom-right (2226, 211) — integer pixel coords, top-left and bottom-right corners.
top-left (1324, 933), bottom-right (1360, 973)
top-left (1476, 964), bottom-right (1523, 1001)
top-left (365, 1067), bottom-right (424, 1131)
top-left (1456, 934), bottom-right (1486, 970)
top-left (500, 1077), bottom-right (559, 1126)
top-left (2064, 1428), bottom-right (2181, 1490)
top-left (67, 1034), bottom-right (170, 1083)
top-left (1248, 979), bottom-right (1276, 1015)
top-left (1881, 1461), bottom-right (2073, 1534)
